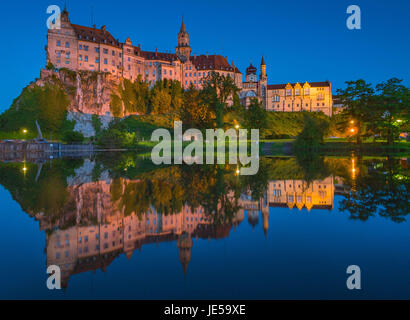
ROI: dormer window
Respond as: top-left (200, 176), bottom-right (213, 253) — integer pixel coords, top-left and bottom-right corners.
top-left (295, 89), bottom-right (300, 96)
top-left (286, 89), bottom-right (292, 96)
top-left (305, 88), bottom-right (310, 95)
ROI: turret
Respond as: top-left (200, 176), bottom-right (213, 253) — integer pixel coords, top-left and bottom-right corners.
top-left (176, 18), bottom-right (191, 60)
top-left (260, 55), bottom-right (267, 81)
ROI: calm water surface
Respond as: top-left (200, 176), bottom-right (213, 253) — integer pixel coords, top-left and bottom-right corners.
top-left (0, 154), bottom-right (409, 299)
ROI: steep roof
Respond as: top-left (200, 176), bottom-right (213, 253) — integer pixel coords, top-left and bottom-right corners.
top-left (246, 64), bottom-right (257, 74)
top-left (190, 55), bottom-right (241, 73)
top-left (141, 50), bottom-right (178, 62)
top-left (71, 24), bottom-right (121, 48)
top-left (180, 19), bottom-right (187, 34)
top-left (267, 81), bottom-right (331, 90)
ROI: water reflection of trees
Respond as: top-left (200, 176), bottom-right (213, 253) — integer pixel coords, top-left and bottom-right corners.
top-left (0, 153), bottom-right (408, 226)
top-left (338, 156), bottom-right (410, 223)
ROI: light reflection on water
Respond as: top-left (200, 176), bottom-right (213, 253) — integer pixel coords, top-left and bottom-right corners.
top-left (0, 155), bottom-right (409, 299)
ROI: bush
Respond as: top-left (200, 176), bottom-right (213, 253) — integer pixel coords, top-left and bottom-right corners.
top-left (62, 131), bottom-right (84, 143)
top-left (97, 129), bottom-right (136, 148)
top-left (294, 114), bottom-right (330, 148)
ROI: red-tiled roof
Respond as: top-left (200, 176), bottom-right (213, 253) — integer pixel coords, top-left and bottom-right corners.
top-left (71, 24), bottom-right (121, 48)
top-left (246, 64), bottom-right (257, 74)
top-left (267, 81), bottom-right (331, 90)
top-left (141, 50), bottom-right (177, 62)
top-left (190, 55), bottom-right (241, 73)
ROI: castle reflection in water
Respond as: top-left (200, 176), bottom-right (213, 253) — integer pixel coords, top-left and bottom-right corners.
top-left (35, 161), bottom-right (336, 288)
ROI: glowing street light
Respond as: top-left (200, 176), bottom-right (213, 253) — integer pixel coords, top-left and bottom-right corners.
top-left (22, 129), bottom-right (28, 134)
top-left (235, 124), bottom-right (240, 130)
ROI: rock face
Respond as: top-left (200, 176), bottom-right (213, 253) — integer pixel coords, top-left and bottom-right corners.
top-left (37, 69), bottom-right (119, 136)
top-left (67, 111), bottom-right (113, 138)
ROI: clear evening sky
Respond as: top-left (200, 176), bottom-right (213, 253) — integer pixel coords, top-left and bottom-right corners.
top-left (0, 0), bottom-right (409, 112)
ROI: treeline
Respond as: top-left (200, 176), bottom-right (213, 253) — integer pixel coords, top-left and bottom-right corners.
top-left (335, 78), bottom-right (409, 145)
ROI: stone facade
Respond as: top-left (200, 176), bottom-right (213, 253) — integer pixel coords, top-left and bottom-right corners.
top-left (239, 57), bottom-right (333, 116)
top-left (47, 9), bottom-right (242, 91)
top-left (46, 9), bottom-right (332, 117)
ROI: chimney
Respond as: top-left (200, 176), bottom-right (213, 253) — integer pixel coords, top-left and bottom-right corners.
top-left (194, 53), bottom-right (196, 58)
top-left (93, 24), bottom-right (96, 29)
top-left (101, 25), bottom-right (106, 33)
top-left (206, 52), bottom-right (208, 58)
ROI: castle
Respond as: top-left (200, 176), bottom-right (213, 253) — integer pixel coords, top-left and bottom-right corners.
top-left (46, 8), bottom-right (333, 116)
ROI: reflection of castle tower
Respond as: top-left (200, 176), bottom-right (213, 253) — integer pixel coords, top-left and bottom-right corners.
top-left (247, 210), bottom-right (259, 229)
top-left (177, 233), bottom-right (193, 274)
top-left (260, 195), bottom-right (269, 238)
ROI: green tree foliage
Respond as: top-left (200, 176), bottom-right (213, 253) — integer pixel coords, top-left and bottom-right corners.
top-left (337, 80), bottom-right (376, 144)
top-left (110, 76), bottom-right (150, 116)
top-left (0, 84), bottom-right (69, 136)
top-left (373, 78), bottom-right (410, 144)
top-left (179, 87), bottom-right (214, 129)
top-left (243, 98), bottom-right (268, 132)
top-left (294, 113), bottom-right (330, 147)
top-left (63, 130), bottom-right (85, 143)
top-left (201, 72), bottom-right (241, 128)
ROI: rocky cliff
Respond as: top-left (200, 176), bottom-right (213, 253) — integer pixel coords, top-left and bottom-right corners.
top-left (36, 69), bottom-right (119, 136)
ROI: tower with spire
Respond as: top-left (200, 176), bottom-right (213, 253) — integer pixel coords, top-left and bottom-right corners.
top-left (176, 17), bottom-right (191, 61)
top-left (258, 55), bottom-right (268, 107)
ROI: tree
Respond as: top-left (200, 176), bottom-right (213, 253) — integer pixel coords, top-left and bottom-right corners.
top-left (374, 78), bottom-right (410, 145)
top-left (151, 87), bottom-right (172, 114)
top-left (294, 113), bottom-right (330, 148)
top-left (337, 80), bottom-right (375, 144)
top-left (179, 87), bottom-right (214, 129)
top-left (201, 72), bottom-right (240, 128)
top-left (243, 98), bottom-right (268, 132)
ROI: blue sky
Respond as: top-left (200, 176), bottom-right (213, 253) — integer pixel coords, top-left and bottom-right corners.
top-left (0, 0), bottom-right (409, 112)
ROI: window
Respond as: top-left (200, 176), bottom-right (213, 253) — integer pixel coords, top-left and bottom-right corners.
top-left (96, 58), bottom-right (100, 63)
top-left (79, 44), bottom-right (83, 50)
top-left (66, 52), bottom-right (70, 59)
top-left (84, 56), bottom-right (88, 62)
top-left (104, 58), bottom-right (108, 64)
top-left (295, 89), bottom-right (300, 96)
top-left (57, 52), bottom-right (61, 58)
top-left (112, 51), bottom-right (115, 56)
top-left (57, 40), bottom-right (61, 46)
top-left (95, 47), bottom-right (100, 53)
top-left (304, 88), bottom-right (309, 95)
top-left (65, 42), bottom-right (70, 48)
top-left (79, 55), bottom-right (82, 61)
top-left (103, 49), bottom-right (108, 54)
top-left (286, 89), bottom-right (292, 96)
top-left (84, 45), bottom-right (89, 51)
